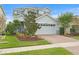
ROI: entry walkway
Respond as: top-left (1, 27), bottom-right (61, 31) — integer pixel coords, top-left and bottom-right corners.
top-left (0, 41), bottom-right (79, 54)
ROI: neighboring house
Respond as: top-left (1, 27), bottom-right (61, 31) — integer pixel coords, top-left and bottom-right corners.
top-left (66, 16), bottom-right (79, 34)
top-left (0, 6), bottom-right (6, 34)
top-left (13, 8), bottom-right (59, 35)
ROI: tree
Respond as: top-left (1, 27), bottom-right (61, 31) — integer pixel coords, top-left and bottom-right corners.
top-left (13, 20), bottom-right (21, 31)
top-left (24, 11), bottom-right (40, 36)
top-left (58, 12), bottom-right (73, 35)
top-left (6, 20), bottom-right (21, 34)
top-left (6, 22), bottom-right (15, 34)
top-left (13, 8), bottom-right (41, 36)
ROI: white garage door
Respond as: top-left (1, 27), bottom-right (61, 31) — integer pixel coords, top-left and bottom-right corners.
top-left (36, 24), bottom-right (57, 35)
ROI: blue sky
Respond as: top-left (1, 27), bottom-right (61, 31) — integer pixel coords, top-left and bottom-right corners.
top-left (2, 4), bottom-right (79, 22)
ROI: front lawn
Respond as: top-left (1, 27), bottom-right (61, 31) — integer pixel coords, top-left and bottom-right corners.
top-left (72, 35), bottom-right (79, 40)
top-left (4, 48), bottom-right (72, 55)
top-left (0, 36), bottom-right (49, 49)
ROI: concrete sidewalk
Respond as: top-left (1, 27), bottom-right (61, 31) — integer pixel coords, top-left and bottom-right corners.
top-left (1, 41), bottom-right (79, 54)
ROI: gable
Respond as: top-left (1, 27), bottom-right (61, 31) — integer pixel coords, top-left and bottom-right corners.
top-left (36, 15), bottom-right (57, 24)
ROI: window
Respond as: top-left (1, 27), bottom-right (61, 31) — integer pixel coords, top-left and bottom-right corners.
top-left (38, 23), bottom-right (55, 26)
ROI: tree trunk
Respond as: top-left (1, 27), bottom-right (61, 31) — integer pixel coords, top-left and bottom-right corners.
top-left (64, 28), bottom-right (67, 35)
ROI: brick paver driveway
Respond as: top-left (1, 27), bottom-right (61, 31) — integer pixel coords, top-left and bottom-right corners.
top-left (39, 35), bottom-right (79, 54)
top-left (40, 35), bottom-right (78, 43)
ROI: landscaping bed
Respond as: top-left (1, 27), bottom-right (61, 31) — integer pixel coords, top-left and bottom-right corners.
top-left (4, 48), bottom-right (72, 55)
top-left (16, 33), bottom-right (40, 41)
top-left (0, 35), bottom-right (50, 49)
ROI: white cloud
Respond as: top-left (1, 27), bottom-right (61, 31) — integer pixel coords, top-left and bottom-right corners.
top-left (68, 8), bottom-right (79, 15)
top-left (59, 7), bottom-right (79, 15)
top-left (53, 7), bottom-right (79, 16)
top-left (52, 14), bottom-right (58, 18)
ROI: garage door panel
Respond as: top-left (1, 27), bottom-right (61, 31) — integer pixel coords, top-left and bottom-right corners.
top-left (36, 26), bottom-right (57, 35)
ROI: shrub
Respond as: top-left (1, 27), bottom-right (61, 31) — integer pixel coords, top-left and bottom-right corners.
top-left (59, 27), bottom-right (64, 35)
top-left (70, 28), bottom-right (78, 36)
top-left (4, 32), bottom-right (11, 35)
top-left (70, 28), bottom-right (75, 34)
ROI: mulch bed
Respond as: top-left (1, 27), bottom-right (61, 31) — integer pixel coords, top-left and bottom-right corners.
top-left (16, 34), bottom-right (41, 41)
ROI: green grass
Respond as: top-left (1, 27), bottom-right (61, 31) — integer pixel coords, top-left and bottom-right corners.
top-left (72, 35), bottom-right (79, 40)
top-left (0, 36), bottom-right (49, 49)
top-left (4, 48), bottom-right (72, 55)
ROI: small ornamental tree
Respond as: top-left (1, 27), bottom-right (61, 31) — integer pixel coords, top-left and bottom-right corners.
top-left (24, 11), bottom-right (40, 36)
top-left (6, 22), bottom-right (15, 34)
top-left (58, 12), bottom-right (73, 35)
top-left (13, 20), bottom-right (21, 31)
top-left (6, 20), bottom-right (21, 35)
